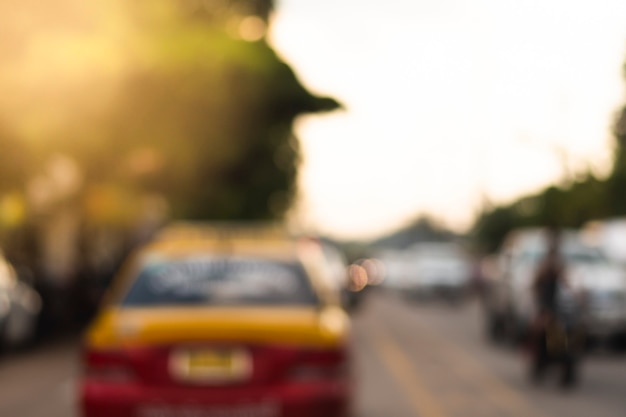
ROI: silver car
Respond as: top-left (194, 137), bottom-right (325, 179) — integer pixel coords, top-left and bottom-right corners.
top-left (484, 229), bottom-right (626, 344)
top-left (0, 254), bottom-right (42, 349)
top-left (405, 242), bottom-right (472, 301)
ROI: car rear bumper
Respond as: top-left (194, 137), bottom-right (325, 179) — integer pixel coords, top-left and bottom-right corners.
top-left (80, 380), bottom-right (350, 417)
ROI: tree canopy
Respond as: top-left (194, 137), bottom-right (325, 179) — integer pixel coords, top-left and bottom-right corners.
top-left (0, 0), bottom-right (339, 239)
top-left (472, 57), bottom-right (626, 253)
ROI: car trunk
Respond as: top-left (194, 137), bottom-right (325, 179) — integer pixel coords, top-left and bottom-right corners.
top-left (84, 306), bottom-right (348, 388)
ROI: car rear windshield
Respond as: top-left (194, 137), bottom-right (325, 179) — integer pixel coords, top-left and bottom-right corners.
top-left (121, 256), bottom-right (319, 307)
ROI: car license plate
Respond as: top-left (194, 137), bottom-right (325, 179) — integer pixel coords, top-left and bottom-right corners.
top-left (169, 348), bottom-right (251, 383)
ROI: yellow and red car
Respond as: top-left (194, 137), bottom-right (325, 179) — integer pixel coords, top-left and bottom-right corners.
top-left (80, 223), bottom-right (351, 417)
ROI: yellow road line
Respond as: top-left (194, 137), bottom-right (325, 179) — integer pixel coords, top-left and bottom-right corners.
top-left (371, 324), bottom-right (448, 417)
top-left (369, 295), bottom-right (549, 417)
top-left (387, 299), bottom-right (548, 417)
top-left (423, 331), bottom-right (547, 417)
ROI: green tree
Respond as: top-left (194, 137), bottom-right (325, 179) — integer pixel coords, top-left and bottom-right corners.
top-left (0, 124), bottom-right (31, 194)
top-left (472, 54), bottom-right (626, 253)
top-left (0, 0), bottom-right (339, 227)
top-left (607, 105), bottom-right (626, 215)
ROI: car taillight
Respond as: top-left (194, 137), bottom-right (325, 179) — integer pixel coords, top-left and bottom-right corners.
top-left (288, 348), bottom-right (349, 382)
top-left (83, 347), bottom-right (135, 382)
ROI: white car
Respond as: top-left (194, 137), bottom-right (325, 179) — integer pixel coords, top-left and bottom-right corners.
top-left (0, 254), bottom-right (42, 349)
top-left (405, 242), bottom-right (472, 300)
top-left (484, 229), bottom-right (626, 344)
top-left (318, 242), bottom-right (363, 310)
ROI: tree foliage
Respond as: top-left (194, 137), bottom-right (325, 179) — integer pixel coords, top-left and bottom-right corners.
top-left (0, 0), bottom-right (339, 236)
top-left (472, 56), bottom-right (626, 253)
top-left (373, 216), bottom-right (460, 250)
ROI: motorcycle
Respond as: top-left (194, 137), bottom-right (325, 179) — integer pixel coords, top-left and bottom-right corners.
top-left (527, 287), bottom-right (585, 387)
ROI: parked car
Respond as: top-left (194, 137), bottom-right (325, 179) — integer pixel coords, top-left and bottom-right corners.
top-left (483, 228), bottom-right (626, 345)
top-left (80, 223), bottom-right (351, 417)
top-left (581, 218), bottom-right (626, 266)
top-left (375, 250), bottom-right (413, 292)
top-left (317, 241), bottom-right (366, 311)
top-left (404, 242), bottom-right (473, 301)
top-left (0, 253), bottom-right (42, 349)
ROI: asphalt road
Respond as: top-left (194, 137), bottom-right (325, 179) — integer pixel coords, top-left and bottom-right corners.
top-left (2, 290), bottom-right (626, 417)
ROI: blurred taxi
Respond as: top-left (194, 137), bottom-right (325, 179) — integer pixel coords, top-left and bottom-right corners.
top-left (80, 223), bottom-right (351, 417)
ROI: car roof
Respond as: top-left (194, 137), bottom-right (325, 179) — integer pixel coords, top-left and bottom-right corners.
top-left (104, 222), bottom-right (339, 305)
top-left (409, 241), bottom-right (466, 254)
top-left (144, 221), bottom-right (301, 261)
top-left (155, 221), bottom-right (291, 241)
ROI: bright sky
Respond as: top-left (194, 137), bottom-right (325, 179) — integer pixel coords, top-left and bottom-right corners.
top-left (269, 0), bottom-right (626, 241)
